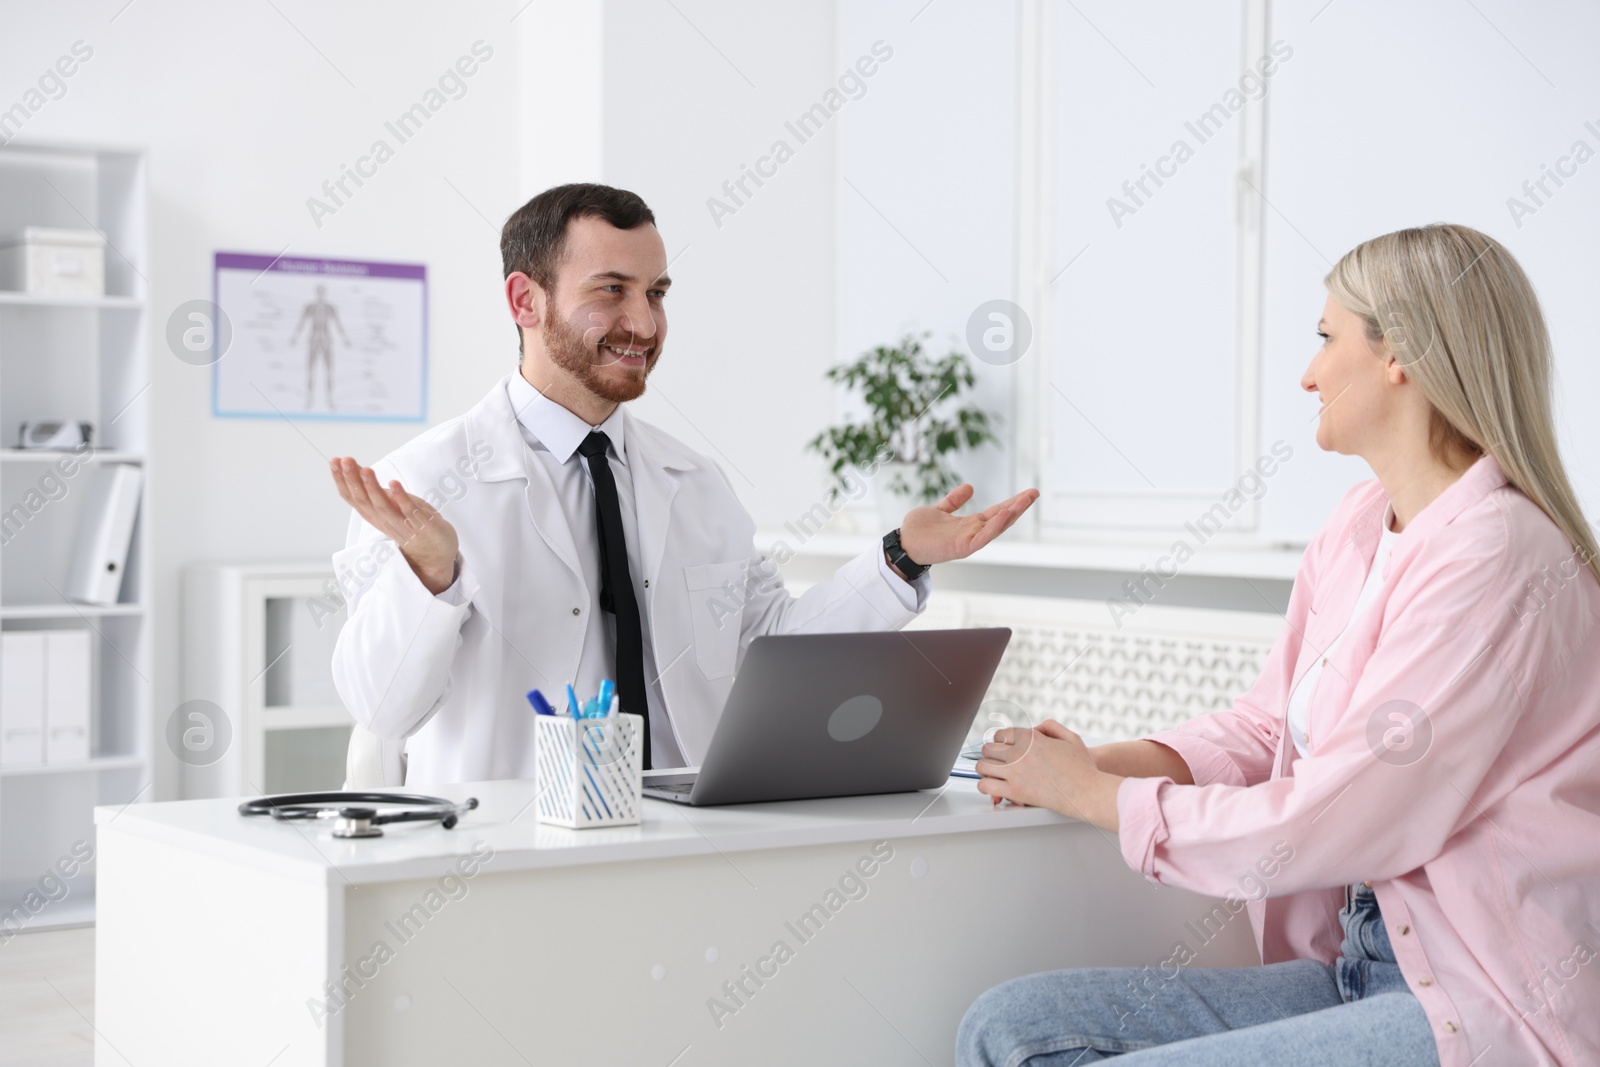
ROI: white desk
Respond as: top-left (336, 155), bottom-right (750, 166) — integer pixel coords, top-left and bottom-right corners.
top-left (95, 779), bottom-right (1258, 1066)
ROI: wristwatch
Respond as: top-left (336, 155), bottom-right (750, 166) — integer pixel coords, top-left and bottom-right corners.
top-left (882, 528), bottom-right (930, 581)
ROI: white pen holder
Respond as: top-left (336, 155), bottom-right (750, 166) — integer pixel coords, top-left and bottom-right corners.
top-left (534, 712), bottom-right (643, 828)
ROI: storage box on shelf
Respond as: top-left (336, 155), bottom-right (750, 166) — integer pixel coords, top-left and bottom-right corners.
top-left (0, 140), bottom-right (149, 933)
top-left (0, 226), bottom-right (106, 298)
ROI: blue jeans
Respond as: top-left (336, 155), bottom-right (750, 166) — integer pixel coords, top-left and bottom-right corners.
top-left (958, 883), bottom-right (1440, 1066)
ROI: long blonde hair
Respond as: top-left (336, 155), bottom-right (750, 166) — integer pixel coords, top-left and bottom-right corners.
top-left (1324, 223), bottom-right (1599, 587)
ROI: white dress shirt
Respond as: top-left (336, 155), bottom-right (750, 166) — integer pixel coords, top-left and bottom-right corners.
top-left (510, 374), bottom-right (689, 765)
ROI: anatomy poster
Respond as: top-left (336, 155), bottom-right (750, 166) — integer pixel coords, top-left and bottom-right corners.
top-left (212, 252), bottom-right (426, 421)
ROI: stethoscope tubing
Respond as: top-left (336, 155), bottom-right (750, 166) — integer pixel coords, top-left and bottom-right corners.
top-left (237, 791), bottom-right (478, 829)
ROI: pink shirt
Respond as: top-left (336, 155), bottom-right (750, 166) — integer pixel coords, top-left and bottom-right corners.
top-left (1118, 454), bottom-right (1600, 1067)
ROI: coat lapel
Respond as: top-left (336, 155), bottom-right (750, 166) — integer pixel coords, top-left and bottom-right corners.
top-left (624, 409), bottom-right (685, 611)
top-left (464, 375), bottom-right (585, 585)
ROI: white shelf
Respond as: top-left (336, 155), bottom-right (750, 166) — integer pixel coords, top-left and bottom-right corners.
top-left (754, 528), bottom-right (1307, 581)
top-left (0, 603), bottom-right (144, 620)
top-left (0, 753), bottom-right (146, 777)
top-left (0, 291), bottom-right (142, 310)
top-left (0, 449), bottom-right (143, 463)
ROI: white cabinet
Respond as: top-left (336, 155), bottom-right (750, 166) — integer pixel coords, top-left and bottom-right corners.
top-left (0, 140), bottom-right (150, 931)
top-left (183, 562), bottom-right (353, 799)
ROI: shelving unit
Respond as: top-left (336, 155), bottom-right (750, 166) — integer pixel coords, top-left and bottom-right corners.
top-left (0, 140), bottom-right (150, 932)
top-left (184, 562), bottom-right (354, 799)
top-left (1, 447), bottom-right (144, 462)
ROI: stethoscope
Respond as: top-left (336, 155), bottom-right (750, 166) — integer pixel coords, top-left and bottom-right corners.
top-left (237, 791), bottom-right (479, 839)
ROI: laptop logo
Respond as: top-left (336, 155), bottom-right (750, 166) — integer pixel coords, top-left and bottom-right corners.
top-left (827, 695), bottom-right (883, 742)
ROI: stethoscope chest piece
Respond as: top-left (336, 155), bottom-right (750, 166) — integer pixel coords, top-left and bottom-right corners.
top-left (332, 807), bottom-right (384, 838)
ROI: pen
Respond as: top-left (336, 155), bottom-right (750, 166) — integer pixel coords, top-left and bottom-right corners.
top-left (527, 689), bottom-right (556, 716)
top-left (597, 678), bottom-right (615, 716)
top-left (566, 682), bottom-right (580, 720)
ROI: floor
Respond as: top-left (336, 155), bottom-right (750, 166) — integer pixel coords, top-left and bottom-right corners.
top-left (0, 926), bottom-right (95, 1066)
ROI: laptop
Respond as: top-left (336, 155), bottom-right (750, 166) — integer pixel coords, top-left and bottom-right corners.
top-left (641, 627), bottom-right (1011, 806)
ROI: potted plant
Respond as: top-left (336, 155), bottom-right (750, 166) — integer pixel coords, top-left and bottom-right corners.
top-left (806, 332), bottom-right (1000, 528)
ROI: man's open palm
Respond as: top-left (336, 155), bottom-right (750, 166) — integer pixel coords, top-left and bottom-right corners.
top-left (898, 484), bottom-right (1040, 566)
top-left (330, 457), bottom-right (459, 594)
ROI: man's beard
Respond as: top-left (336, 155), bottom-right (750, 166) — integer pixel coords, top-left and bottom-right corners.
top-left (541, 304), bottom-right (658, 404)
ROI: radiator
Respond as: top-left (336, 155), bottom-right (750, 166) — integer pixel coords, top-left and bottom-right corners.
top-left (901, 590), bottom-right (1284, 744)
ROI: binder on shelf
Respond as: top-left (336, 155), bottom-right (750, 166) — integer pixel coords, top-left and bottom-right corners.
top-left (45, 630), bottom-right (91, 763)
top-left (68, 463), bottom-right (142, 605)
top-left (1, 632), bottom-right (46, 766)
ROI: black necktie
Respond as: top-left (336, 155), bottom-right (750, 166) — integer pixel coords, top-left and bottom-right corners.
top-left (576, 431), bottom-right (651, 769)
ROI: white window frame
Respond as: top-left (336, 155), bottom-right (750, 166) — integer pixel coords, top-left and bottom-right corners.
top-left (1011, 0), bottom-right (1271, 541)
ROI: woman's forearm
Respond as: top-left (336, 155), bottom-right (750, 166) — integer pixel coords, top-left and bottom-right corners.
top-left (1088, 740), bottom-right (1195, 786)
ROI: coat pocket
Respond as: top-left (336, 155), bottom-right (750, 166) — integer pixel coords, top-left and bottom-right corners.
top-left (683, 559), bottom-right (748, 680)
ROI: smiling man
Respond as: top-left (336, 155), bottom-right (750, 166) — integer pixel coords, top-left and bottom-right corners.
top-left (328, 183), bottom-right (1037, 786)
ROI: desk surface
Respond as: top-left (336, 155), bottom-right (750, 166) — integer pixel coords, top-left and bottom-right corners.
top-left (94, 777), bottom-right (1078, 887)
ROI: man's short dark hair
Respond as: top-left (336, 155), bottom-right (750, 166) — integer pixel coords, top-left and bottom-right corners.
top-left (501, 183), bottom-right (656, 352)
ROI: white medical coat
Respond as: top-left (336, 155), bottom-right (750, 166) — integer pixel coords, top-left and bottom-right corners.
top-left (330, 374), bottom-right (929, 785)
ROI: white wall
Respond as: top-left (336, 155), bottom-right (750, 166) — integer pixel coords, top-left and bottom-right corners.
top-left (0, 0), bottom-right (602, 801)
top-left (601, 0), bottom-right (843, 528)
top-left (600, 0), bottom-right (1026, 532)
top-left (836, 1), bottom-right (1018, 515)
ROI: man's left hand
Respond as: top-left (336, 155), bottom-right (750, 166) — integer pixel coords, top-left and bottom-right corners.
top-left (897, 484), bottom-right (1040, 566)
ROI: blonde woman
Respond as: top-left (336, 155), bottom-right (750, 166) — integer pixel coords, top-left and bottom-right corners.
top-left (961, 224), bottom-right (1600, 1066)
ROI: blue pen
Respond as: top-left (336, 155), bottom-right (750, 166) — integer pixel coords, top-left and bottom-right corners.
top-left (566, 683), bottom-right (580, 719)
top-left (581, 698), bottom-right (601, 719)
top-left (597, 678), bottom-right (615, 717)
top-left (527, 689), bottom-right (556, 716)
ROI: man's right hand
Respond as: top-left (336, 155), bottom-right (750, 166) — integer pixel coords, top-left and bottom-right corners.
top-left (331, 457), bottom-right (461, 595)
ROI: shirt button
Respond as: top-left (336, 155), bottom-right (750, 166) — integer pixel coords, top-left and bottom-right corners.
top-left (1444, 1022), bottom-right (1458, 1034)
top-left (1322, 657), bottom-right (1329, 666)
top-left (1396, 924), bottom-right (1410, 935)
top-left (644, 578), bottom-right (650, 588)
top-left (572, 607), bottom-right (580, 616)
top-left (1418, 977), bottom-right (1433, 986)
top-left (1363, 880), bottom-right (1372, 888)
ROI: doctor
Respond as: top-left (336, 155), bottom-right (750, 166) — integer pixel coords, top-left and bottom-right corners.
top-left (329, 183), bottom-right (1038, 786)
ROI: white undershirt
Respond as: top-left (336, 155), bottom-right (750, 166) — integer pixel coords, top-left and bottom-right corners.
top-left (1285, 504), bottom-right (1400, 758)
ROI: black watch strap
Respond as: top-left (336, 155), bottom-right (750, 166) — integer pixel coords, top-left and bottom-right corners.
top-left (882, 528), bottom-right (929, 581)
